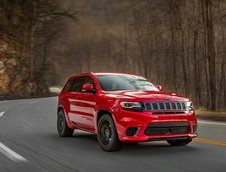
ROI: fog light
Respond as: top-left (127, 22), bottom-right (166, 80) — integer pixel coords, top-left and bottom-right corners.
top-left (126, 127), bottom-right (139, 136)
top-left (193, 125), bottom-right (197, 133)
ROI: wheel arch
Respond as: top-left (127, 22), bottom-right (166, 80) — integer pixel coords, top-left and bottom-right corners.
top-left (57, 105), bottom-right (73, 128)
top-left (57, 105), bottom-right (64, 113)
top-left (95, 109), bottom-right (119, 134)
top-left (96, 109), bottom-right (116, 130)
top-left (96, 109), bottom-right (113, 125)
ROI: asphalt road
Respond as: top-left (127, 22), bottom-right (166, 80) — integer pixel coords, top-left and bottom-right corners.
top-left (0, 97), bottom-right (226, 172)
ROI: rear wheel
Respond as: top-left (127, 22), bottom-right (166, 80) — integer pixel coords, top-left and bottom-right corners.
top-left (97, 114), bottom-right (123, 152)
top-left (167, 139), bottom-right (192, 146)
top-left (57, 110), bottom-right (74, 137)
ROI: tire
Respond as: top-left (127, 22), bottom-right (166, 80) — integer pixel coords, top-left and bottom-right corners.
top-left (57, 110), bottom-right (74, 137)
top-left (167, 139), bottom-right (192, 146)
top-left (97, 114), bottom-right (123, 152)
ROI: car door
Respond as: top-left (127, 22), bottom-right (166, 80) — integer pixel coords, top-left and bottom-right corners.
top-left (67, 76), bottom-right (85, 126)
top-left (78, 75), bottom-right (97, 129)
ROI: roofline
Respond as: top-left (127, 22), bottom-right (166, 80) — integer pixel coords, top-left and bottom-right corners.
top-left (94, 72), bottom-right (141, 76)
top-left (66, 72), bottom-right (142, 80)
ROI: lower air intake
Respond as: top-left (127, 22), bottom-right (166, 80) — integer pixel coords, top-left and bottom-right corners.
top-left (144, 122), bottom-right (190, 135)
top-left (126, 127), bottom-right (138, 136)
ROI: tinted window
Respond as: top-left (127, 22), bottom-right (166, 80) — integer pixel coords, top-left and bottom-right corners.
top-left (83, 76), bottom-right (96, 89)
top-left (71, 77), bottom-right (84, 92)
top-left (64, 76), bottom-right (96, 92)
top-left (83, 76), bottom-right (93, 84)
top-left (63, 79), bottom-right (74, 92)
top-left (97, 75), bottom-right (159, 91)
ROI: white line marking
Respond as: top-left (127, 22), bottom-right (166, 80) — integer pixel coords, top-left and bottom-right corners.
top-left (0, 142), bottom-right (27, 162)
top-left (198, 120), bottom-right (226, 126)
top-left (28, 101), bottom-right (39, 104)
top-left (0, 112), bottom-right (5, 117)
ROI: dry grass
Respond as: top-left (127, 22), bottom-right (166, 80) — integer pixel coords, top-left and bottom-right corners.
top-left (195, 109), bottom-right (226, 122)
top-left (196, 109), bottom-right (226, 117)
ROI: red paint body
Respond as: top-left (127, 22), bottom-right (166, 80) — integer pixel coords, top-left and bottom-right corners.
top-left (58, 72), bottom-right (197, 142)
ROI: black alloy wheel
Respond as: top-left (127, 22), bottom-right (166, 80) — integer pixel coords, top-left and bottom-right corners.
top-left (97, 114), bottom-right (123, 152)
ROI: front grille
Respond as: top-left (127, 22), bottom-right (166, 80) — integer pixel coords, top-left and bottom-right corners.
top-left (144, 122), bottom-right (190, 135)
top-left (152, 111), bottom-right (185, 114)
top-left (144, 102), bottom-right (186, 111)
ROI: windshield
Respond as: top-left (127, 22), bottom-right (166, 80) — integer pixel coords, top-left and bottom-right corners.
top-left (97, 75), bottom-right (159, 91)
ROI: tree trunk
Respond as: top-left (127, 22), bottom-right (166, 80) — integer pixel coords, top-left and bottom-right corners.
top-left (205, 0), bottom-right (216, 110)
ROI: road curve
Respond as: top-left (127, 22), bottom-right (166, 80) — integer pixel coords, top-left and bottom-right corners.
top-left (0, 97), bottom-right (226, 172)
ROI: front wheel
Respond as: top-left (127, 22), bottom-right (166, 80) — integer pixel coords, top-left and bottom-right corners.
top-left (167, 139), bottom-right (192, 146)
top-left (97, 114), bottom-right (123, 152)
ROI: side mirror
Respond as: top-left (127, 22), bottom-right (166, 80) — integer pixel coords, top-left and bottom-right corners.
top-left (156, 85), bottom-right (163, 91)
top-left (82, 84), bottom-right (95, 93)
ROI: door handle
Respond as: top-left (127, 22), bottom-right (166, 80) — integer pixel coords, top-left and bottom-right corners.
top-left (76, 95), bottom-right (81, 99)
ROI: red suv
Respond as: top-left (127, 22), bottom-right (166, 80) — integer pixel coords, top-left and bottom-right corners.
top-left (57, 73), bottom-right (197, 151)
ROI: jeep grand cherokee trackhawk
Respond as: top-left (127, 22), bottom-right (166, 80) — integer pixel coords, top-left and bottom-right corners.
top-left (57, 73), bottom-right (198, 151)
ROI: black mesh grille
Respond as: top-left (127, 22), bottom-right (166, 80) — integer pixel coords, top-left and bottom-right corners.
top-left (144, 122), bottom-right (190, 135)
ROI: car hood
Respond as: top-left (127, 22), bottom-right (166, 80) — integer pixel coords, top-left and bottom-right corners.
top-left (104, 90), bottom-right (189, 102)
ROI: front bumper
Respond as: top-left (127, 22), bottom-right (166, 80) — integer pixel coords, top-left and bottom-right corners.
top-left (114, 109), bottom-right (198, 142)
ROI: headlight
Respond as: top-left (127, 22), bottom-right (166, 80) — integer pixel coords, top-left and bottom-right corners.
top-left (185, 101), bottom-right (194, 111)
top-left (120, 102), bottom-right (144, 111)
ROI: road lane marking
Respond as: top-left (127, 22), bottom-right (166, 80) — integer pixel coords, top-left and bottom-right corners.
top-left (0, 112), bottom-right (5, 117)
top-left (28, 101), bottom-right (39, 104)
top-left (194, 138), bottom-right (226, 147)
top-left (198, 120), bottom-right (226, 126)
top-left (0, 142), bottom-right (28, 162)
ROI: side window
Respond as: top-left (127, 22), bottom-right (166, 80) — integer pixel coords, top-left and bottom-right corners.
top-left (63, 79), bottom-right (74, 92)
top-left (66, 76), bottom-right (95, 93)
top-left (83, 76), bottom-right (96, 89)
top-left (71, 77), bottom-right (84, 92)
